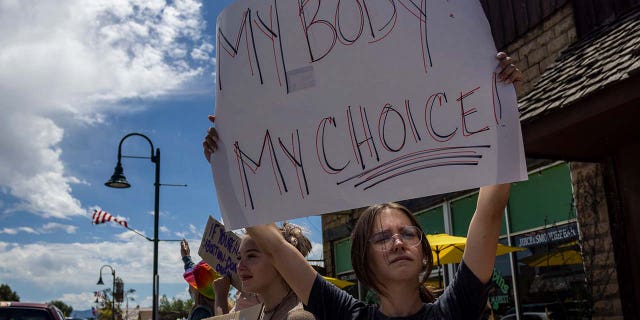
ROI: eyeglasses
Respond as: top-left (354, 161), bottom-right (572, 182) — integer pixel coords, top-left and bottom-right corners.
top-left (369, 225), bottom-right (423, 251)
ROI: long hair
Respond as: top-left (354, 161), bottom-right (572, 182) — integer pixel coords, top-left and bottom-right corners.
top-left (350, 202), bottom-right (435, 302)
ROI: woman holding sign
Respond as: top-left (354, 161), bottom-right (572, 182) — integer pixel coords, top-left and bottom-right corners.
top-left (204, 53), bottom-right (521, 320)
top-left (213, 222), bottom-right (317, 320)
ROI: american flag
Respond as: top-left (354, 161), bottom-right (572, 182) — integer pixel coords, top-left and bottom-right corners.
top-left (92, 209), bottom-right (128, 228)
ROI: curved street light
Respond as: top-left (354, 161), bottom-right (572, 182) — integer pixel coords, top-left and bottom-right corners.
top-left (105, 133), bottom-right (160, 320)
top-left (97, 264), bottom-right (116, 320)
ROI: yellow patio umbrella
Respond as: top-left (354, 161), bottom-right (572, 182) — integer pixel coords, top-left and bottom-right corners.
top-left (323, 276), bottom-right (356, 289)
top-left (426, 233), bottom-right (525, 287)
top-left (427, 233), bottom-right (468, 266)
top-left (435, 242), bottom-right (525, 265)
top-left (521, 241), bottom-right (583, 267)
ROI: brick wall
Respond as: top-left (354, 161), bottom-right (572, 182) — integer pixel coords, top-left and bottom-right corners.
top-left (504, 3), bottom-right (577, 96)
top-left (570, 162), bottom-right (623, 319)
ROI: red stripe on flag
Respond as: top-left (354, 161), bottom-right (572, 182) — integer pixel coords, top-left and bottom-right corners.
top-left (92, 209), bottom-right (128, 228)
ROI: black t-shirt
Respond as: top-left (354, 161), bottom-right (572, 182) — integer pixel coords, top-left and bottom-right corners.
top-left (305, 261), bottom-right (489, 320)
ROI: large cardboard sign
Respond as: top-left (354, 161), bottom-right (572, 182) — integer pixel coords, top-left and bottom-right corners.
top-left (198, 216), bottom-right (242, 290)
top-left (212, 0), bottom-right (527, 229)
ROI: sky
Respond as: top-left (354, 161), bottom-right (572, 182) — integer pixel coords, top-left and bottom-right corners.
top-left (0, 0), bottom-right (323, 310)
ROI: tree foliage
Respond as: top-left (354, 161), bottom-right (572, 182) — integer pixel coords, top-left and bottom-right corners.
top-left (96, 288), bottom-right (116, 320)
top-left (0, 284), bottom-right (20, 301)
top-left (49, 300), bottom-right (73, 317)
top-left (158, 295), bottom-right (193, 320)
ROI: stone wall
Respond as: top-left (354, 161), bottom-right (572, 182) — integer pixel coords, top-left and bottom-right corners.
top-left (504, 3), bottom-right (577, 97)
top-left (570, 162), bottom-right (623, 319)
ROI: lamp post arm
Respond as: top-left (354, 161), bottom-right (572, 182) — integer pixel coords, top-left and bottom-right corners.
top-left (116, 133), bottom-right (156, 163)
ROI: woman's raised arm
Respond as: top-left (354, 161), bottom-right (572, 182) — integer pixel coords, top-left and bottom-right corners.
top-left (462, 183), bottom-right (510, 283)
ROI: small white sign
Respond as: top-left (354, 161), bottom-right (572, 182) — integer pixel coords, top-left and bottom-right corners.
top-left (198, 216), bottom-right (242, 290)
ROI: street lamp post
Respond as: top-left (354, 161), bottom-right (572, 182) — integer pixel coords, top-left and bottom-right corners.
top-left (97, 265), bottom-right (116, 320)
top-left (105, 133), bottom-right (160, 320)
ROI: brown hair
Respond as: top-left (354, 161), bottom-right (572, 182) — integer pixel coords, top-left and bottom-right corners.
top-left (280, 221), bottom-right (312, 257)
top-left (350, 203), bottom-right (435, 302)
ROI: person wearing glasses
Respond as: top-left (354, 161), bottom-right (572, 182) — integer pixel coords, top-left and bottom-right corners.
top-left (203, 52), bottom-right (521, 319)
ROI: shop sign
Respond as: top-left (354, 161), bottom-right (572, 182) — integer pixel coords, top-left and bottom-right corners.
top-left (490, 268), bottom-right (511, 309)
top-left (516, 223), bottom-right (578, 247)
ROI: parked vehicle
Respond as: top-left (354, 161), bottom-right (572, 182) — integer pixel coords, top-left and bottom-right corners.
top-left (0, 302), bottom-right (66, 320)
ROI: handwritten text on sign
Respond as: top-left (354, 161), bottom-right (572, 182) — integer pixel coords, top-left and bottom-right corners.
top-left (198, 216), bottom-right (242, 290)
top-left (212, 0), bottom-right (527, 229)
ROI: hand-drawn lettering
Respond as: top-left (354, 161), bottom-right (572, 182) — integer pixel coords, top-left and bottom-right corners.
top-left (335, 0), bottom-right (365, 45)
top-left (218, 9), bottom-right (262, 90)
top-left (348, 105), bottom-right (380, 170)
top-left (458, 87), bottom-right (489, 136)
top-left (234, 129), bottom-right (310, 209)
top-left (378, 103), bottom-right (407, 152)
top-left (233, 83), bottom-right (501, 209)
top-left (298, 0), bottom-right (338, 62)
top-left (397, 0), bottom-right (432, 72)
top-left (278, 130), bottom-right (310, 199)
top-left (491, 72), bottom-right (504, 125)
top-left (254, 4), bottom-right (291, 92)
top-left (364, 0), bottom-right (398, 44)
top-left (425, 92), bottom-right (457, 142)
top-left (316, 117), bottom-right (351, 174)
top-left (404, 99), bottom-right (422, 143)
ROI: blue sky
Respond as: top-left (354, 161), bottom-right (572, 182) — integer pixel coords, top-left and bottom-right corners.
top-left (0, 0), bottom-right (322, 310)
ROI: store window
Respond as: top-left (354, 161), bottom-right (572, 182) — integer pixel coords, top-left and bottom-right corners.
top-left (506, 163), bottom-right (586, 319)
top-left (509, 163), bottom-right (575, 233)
top-left (333, 238), bottom-right (359, 298)
top-left (513, 223), bottom-right (586, 319)
top-left (415, 206), bottom-right (445, 234)
top-left (451, 193), bottom-right (508, 236)
top-left (334, 238), bottom-right (352, 274)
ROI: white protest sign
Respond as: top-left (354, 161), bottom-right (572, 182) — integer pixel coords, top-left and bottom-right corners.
top-left (212, 0), bottom-right (527, 229)
top-left (198, 216), bottom-right (242, 290)
top-left (204, 303), bottom-right (263, 320)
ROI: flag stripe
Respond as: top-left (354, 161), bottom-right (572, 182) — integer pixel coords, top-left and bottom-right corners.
top-left (92, 209), bottom-right (128, 228)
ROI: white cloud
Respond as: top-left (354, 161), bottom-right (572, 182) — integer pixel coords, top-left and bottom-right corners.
top-left (308, 241), bottom-right (324, 260)
top-left (0, 0), bottom-right (211, 220)
top-left (1, 223), bottom-right (78, 235)
top-left (0, 239), bottom-right (188, 310)
top-left (191, 42), bottom-right (214, 61)
top-left (41, 222), bottom-right (78, 234)
top-left (57, 292), bottom-right (95, 311)
top-left (0, 227), bottom-right (38, 235)
top-left (160, 226), bottom-right (169, 233)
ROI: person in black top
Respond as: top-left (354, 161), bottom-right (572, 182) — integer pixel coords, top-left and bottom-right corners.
top-left (203, 52), bottom-right (522, 319)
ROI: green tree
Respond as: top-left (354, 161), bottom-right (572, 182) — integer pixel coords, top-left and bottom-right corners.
top-left (96, 288), bottom-right (116, 320)
top-left (49, 300), bottom-right (73, 317)
top-left (0, 284), bottom-right (20, 301)
top-left (158, 295), bottom-right (192, 320)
